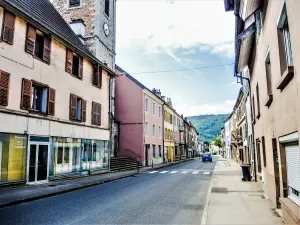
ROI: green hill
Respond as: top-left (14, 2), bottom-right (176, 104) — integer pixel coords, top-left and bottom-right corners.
top-left (188, 114), bottom-right (229, 143)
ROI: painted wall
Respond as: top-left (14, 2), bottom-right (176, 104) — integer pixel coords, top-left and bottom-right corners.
top-left (0, 12), bottom-right (110, 140)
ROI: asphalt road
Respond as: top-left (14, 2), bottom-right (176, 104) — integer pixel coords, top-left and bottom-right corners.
top-left (0, 158), bottom-right (216, 225)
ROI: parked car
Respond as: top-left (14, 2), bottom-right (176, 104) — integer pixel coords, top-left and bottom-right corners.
top-left (202, 152), bottom-right (212, 162)
top-left (199, 152), bottom-right (204, 157)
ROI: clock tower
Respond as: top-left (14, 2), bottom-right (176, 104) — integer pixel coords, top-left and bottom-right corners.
top-left (51, 0), bottom-right (116, 70)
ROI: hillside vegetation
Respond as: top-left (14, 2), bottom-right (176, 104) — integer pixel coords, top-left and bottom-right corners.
top-left (188, 114), bottom-right (229, 143)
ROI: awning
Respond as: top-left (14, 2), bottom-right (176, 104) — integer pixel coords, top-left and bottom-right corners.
top-left (235, 22), bottom-right (256, 73)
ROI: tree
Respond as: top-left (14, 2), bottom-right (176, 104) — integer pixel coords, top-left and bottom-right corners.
top-left (214, 136), bottom-right (222, 148)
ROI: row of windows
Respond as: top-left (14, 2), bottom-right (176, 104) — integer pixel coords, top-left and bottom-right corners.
top-left (252, 2), bottom-right (292, 123)
top-left (68, 0), bottom-right (110, 17)
top-left (145, 98), bottom-right (161, 117)
top-left (1, 10), bottom-right (103, 88)
top-left (145, 122), bottom-right (161, 138)
top-left (0, 71), bottom-right (102, 126)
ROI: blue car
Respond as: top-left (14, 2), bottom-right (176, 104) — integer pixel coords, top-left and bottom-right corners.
top-left (202, 152), bottom-right (212, 162)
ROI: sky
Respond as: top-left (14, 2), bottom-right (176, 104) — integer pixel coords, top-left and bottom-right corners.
top-left (115, 0), bottom-right (241, 117)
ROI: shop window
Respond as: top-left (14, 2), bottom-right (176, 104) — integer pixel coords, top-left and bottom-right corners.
top-left (26, 25), bottom-right (51, 63)
top-left (69, 94), bottom-right (86, 122)
top-left (2, 10), bottom-right (15, 45)
top-left (105, 0), bottom-right (109, 17)
top-left (0, 133), bottom-right (27, 183)
top-left (20, 79), bottom-right (55, 115)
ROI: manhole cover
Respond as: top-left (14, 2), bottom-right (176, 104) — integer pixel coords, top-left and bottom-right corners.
top-left (211, 187), bottom-right (228, 193)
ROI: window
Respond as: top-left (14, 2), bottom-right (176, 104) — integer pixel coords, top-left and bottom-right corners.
top-left (69, 0), bottom-right (81, 8)
top-left (158, 145), bottom-right (162, 157)
top-left (26, 25), bottom-right (51, 63)
top-left (105, 0), bottom-right (110, 17)
top-left (256, 139), bottom-right (262, 173)
top-left (256, 83), bottom-right (260, 119)
top-left (69, 94), bottom-right (86, 122)
top-left (152, 144), bottom-right (156, 158)
top-left (174, 116), bottom-right (176, 126)
top-left (255, 10), bottom-right (262, 40)
top-left (145, 122), bottom-right (148, 136)
top-left (66, 49), bottom-right (83, 79)
top-left (2, 10), bottom-right (15, 45)
top-left (262, 136), bottom-right (267, 167)
top-left (152, 103), bottom-right (155, 115)
top-left (158, 106), bottom-right (161, 118)
top-left (252, 95), bottom-right (255, 123)
top-left (0, 71), bottom-right (10, 106)
top-left (153, 124), bottom-right (156, 137)
top-left (264, 49), bottom-right (273, 107)
top-left (92, 102), bottom-right (101, 126)
top-left (92, 64), bottom-right (102, 88)
top-left (277, 2), bottom-right (293, 74)
top-left (20, 79), bottom-right (55, 115)
top-left (158, 126), bottom-right (161, 137)
top-left (145, 98), bottom-right (148, 112)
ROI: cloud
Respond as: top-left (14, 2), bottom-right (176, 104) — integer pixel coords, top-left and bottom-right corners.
top-left (175, 100), bottom-right (235, 117)
top-left (227, 81), bottom-right (237, 86)
top-left (182, 49), bottom-right (196, 55)
top-left (116, 0), bottom-right (235, 58)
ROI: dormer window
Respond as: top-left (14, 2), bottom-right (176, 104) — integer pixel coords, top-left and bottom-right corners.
top-left (69, 0), bottom-right (81, 8)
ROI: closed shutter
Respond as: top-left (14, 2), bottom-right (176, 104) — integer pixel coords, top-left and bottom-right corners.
top-left (26, 25), bottom-right (36, 55)
top-left (2, 11), bottom-right (15, 44)
top-left (21, 79), bottom-right (32, 109)
top-left (78, 57), bottom-right (83, 78)
top-left (97, 103), bottom-right (101, 125)
top-left (48, 88), bottom-right (55, 115)
top-left (69, 94), bottom-right (77, 120)
top-left (98, 67), bottom-right (102, 88)
top-left (81, 99), bottom-right (86, 122)
top-left (92, 102), bottom-right (101, 126)
top-left (66, 49), bottom-right (73, 74)
top-left (43, 35), bottom-right (51, 63)
top-left (0, 71), bottom-right (10, 106)
top-left (93, 64), bottom-right (100, 86)
top-left (286, 145), bottom-right (300, 193)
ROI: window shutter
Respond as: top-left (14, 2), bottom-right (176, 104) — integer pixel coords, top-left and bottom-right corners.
top-left (0, 71), bottom-right (10, 106)
top-left (92, 102), bottom-right (97, 125)
top-left (43, 35), bottom-right (51, 63)
top-left (99, 68), bottom-right (102, 88)
top-left (66, 49), bottom-right (73, 74)
top-left (48, 88), bottom-right (55, 115)
top-left (69, 94), bottom-right (77, 120)
top-left (81, 99), bottom-right (86, 122)
top-left (92, 102), bottom-right (101, 126)
top-left (2, 11), bottom-right (15, 44)
top-left (285, 145), bottom-right (300, 194)
top-left (26, 25), bottom-right (36, 55)
top-left (21, 78), bottom-right (32, 109)
top-left (98, 103), bottom-right (101, 126)
top-left (93, 64), bottom-right (100, 86)
top-left (78, 57), bottom-right (83, 78)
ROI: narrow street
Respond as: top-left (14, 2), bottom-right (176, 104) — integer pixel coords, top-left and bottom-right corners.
top-left (0, 159), bottom-right (216, 225)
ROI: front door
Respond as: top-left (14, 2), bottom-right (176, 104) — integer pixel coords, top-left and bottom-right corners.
top-left (28, 144), bottom-right (49, 183)
top-left (145, 144), bottom-right (148, 166)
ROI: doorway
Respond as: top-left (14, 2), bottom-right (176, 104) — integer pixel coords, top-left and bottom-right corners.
top-left (28, 143), bottom-right (49, 183)
top-left (272, 138), bottom-right (281, 208)
top-left (145, 144), bottom-right (149, 166)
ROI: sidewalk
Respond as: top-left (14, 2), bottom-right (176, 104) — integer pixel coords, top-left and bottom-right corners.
top-left (0, 158), bottom-right (194, 208)
top-left (203, 159), bottom-right (284, 225)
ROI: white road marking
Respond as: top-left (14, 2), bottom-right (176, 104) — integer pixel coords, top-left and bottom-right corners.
top-left (192, 171), bottom-right (199, 174)
top-left (170, 171), bottom-right (178, 174)
top-left (203, 172), bottom-right (210, 175)
top-left (149, 171), bottom-right (158, 174)
top-left (160, 171), bottom-right (169, 174)
top-left (181, 171), bottom-right (188, 174)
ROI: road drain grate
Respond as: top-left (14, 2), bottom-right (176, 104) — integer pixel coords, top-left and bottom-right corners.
top-left (211, 187), bottom-right (228, 194)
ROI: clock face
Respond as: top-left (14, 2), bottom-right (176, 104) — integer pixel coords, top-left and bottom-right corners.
top-left (103, 23), bottom-right (110, 36)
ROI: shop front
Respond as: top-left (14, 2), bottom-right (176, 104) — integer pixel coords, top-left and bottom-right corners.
top-left (0, 133), bottom-right (27, 185)
top-left (49, 137), bottom-right (109, 178)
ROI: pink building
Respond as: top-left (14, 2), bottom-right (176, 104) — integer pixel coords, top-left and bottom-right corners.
top-left (115, 65), bottom-right (164, 166)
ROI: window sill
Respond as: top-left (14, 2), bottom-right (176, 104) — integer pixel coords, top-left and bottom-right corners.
top-left (68, 5), bottom-right (83, 10)
top-left (33, 55), bottom-right (50, 65)
top-left (70, 73), bottom-right (83, 81)
top-left (92, 84), bottom-right (102, 89)
top-left (277, 66), bottom-right (294, 90)
top-left (28, 109), bottom-right (49, 116)
top-left (265, 94), bottom-right (273, 107)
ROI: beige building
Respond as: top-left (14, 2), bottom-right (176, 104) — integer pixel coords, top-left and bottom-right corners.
top-left (224, 0), bottom-right (300, 223)
top-left (163, 99), bottom-right (175, 162)
top-left (0, 0), bottom-right (114, 185)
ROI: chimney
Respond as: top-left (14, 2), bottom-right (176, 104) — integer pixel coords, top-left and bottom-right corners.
top-left (70, 19), bottom-right (86, 43)
top-left (167, 98), bottom-right (172, 107)
top-left (161, 96), bottom-right (165, 101)
top-left (181, 114), bottom-right (183, 118)
top-left (184, 117), bottom-right (187, 121)
top-left (152, 88), bottom-right (161, 97)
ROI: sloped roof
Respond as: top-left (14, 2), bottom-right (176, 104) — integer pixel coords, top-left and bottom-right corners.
top-left (1, 0), bottom-right (114, 76)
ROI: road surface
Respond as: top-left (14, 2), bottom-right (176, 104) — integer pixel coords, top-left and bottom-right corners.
top-left (0, 158), bottom-right (216, 225)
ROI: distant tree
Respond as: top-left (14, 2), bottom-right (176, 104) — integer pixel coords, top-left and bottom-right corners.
top-left (214, 137), bottom-right (222, 148)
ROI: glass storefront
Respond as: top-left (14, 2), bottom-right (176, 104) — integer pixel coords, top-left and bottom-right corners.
top-left (50, 137), bottom-right (109, 176)
top-left (0, 133), bottom-right (27, 183)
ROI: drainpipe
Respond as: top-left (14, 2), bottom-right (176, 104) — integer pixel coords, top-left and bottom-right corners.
top-left (235, 73), bottom-right (257, 182)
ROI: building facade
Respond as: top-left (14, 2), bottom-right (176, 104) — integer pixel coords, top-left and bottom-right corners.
top-left (0, 0), bottom-right (114, 185)
top-left (164, 102), bottom-right (175, 162)
top-left (115, 66), bottom-right (164, 166)
top-left (224, 0), bottom-right (300, 223)
top-left (173, 112), bottom-right (185, 160)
